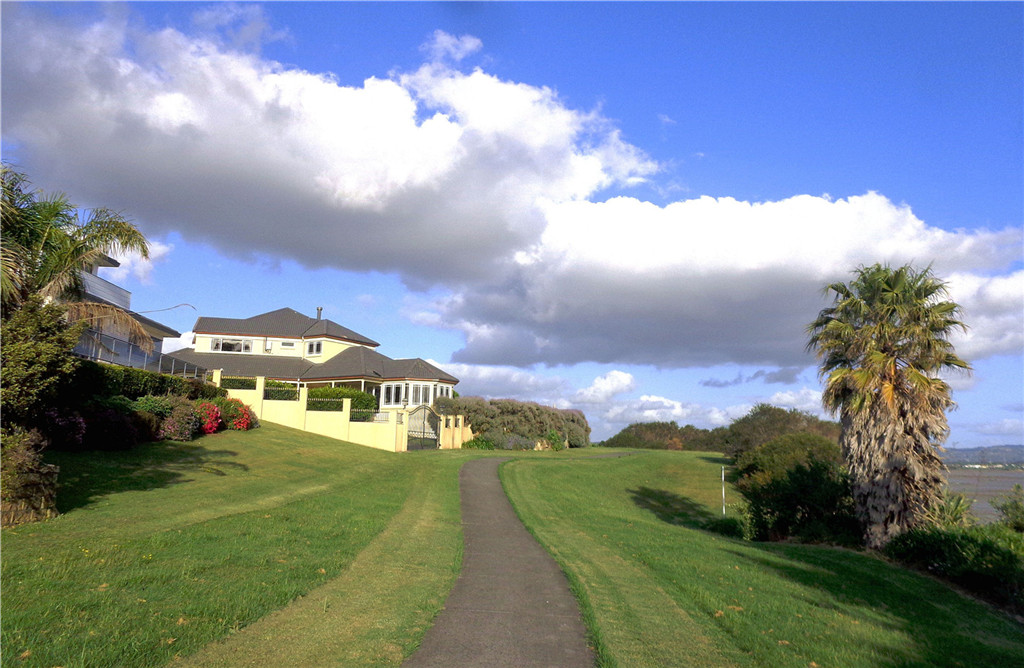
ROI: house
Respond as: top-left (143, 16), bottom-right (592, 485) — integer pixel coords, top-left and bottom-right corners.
top-left (74, 255), bottom-right (187, 372)
top-left (169, 307), bottom-right (459, 408)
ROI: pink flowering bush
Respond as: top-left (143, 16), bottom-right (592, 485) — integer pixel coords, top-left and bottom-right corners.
top-left (211, 397), bottom-right (259, 431)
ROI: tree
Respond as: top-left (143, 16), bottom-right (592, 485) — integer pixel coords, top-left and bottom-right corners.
top-left (1, 165), bottom-right (153, 349)
top-left (807, 263), bottom-right (970, 549)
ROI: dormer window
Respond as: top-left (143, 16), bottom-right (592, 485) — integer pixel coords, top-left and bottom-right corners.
top-left (307, 341), bottom-right (322, 356)
top-left (212, 338), bottom-right (252, 353)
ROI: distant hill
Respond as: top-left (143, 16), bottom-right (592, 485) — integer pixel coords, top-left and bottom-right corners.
top-left (943, 445), bottom-right (1024, 466)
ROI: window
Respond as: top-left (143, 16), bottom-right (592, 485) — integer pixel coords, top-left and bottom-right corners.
top-left (280, 341), bottom-right (295, 349)
top-left (212, 338), bottom-right (252, 353)
top-left (385, 385), bottom-right (393, 405)
top-left (307, 341), bottom-right (322, 356)
top-left (412, 385), bottom-right (421, 405)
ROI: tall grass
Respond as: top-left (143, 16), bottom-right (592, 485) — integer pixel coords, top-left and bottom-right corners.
top-left (502, 451), bottom-right (1024, 667)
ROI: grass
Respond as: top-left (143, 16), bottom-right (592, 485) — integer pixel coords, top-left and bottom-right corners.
top-left (6, 434), bottom-right (1023, 667)
top-left (501, 450), bottom-right (1024, 667)
top-left (0, 424), bottom-right (472, 667)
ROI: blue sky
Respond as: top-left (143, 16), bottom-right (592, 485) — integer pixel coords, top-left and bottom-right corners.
top-left (3, 2), bottom-right (1022, 444)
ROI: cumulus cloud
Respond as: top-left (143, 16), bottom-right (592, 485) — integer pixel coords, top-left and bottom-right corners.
top-left (573, 370), bottom-right (637, 404)
top-left (3, 5), bottom-right (1019, 377)
top-left (422, 30), bottom-right (483, 62)
top-left (101, 240), bottom-right (173, 285)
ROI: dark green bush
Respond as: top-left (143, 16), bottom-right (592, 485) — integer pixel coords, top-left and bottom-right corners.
top-left (0, 428), bottom-right (48, 502)
top-left (93, 395), bottom-right (136, 416)
top-left (461, 436), bottom-right (496, 450)
top-left (64, 360), bottom-right (221, 402)
top-left (735, 432), bottom-right (842, 481)
top-left (884, 524), bottom-right (1024, 613)
top-left (307, 386), bottom-right (377, 411)
top-left (435, 396), bottom-right (591, 448)
top-left (130, 410), bottom-right (163, 443)
top-left (82, 408), bottom-right (139, 451)
top-left (993, 484), bottom-right (1024, 533)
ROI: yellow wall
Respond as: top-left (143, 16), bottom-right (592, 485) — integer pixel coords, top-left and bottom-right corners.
top-left (222, 378), bottom-right (414, 453)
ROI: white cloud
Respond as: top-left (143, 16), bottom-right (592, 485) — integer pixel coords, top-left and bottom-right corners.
top-left (421, 30), bottom-right (483, 63)
top-left (3, 6), bottom-right (1019, 378)
top-left (973, 418), bottom-right (1024, 438)
top-left (768, 387), bottom-right (826, 416)
top-left (161, 330), bottom-right (195, 354)
top-left (573, 370), bottom-right (637, 404)
top-left (101, 241), bottom-right (173, 285)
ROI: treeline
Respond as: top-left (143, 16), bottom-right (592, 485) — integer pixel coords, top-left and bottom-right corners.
top-left (600, 403), bottom-right (840, 457)
top-left (434, 396), bottom-right (591, 449)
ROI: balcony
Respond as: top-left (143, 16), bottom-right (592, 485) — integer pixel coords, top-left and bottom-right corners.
top-left (81, 272), bottom-right (131, 309)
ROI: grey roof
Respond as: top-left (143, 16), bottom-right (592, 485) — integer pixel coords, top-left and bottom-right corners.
top-left (170, 346), bottom-right (459, 384)
top-left (193, 308), bottom-right (379, 347)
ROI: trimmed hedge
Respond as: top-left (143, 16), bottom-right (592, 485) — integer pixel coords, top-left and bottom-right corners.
top-left (221, 376), bottom-right (257, 390)
top-left (63, 360), bottom-right (225, 402)
top-left (307, 386), bottom-right (377, 412)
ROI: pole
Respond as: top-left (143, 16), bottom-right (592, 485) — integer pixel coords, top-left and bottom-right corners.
top-left (722, 465), bottom-right (726, 517)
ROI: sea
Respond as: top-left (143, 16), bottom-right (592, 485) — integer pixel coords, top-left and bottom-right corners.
top-left (946, 468), bottom-right (1024, 523)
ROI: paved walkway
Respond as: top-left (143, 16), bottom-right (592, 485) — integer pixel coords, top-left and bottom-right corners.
top-left (404, 458), bottom-right (595, 668)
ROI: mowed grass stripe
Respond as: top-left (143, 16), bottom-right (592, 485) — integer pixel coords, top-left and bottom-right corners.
top-left (501, 451), bottom-right (1024, 668)
top-left (181, 461), bottom-right (463, 667)
top-left (1, 424), bottom-right (428, 667)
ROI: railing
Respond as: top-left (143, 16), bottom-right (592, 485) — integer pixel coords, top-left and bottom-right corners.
top-left (350, 410), bottom-right (392, 423)
top-left (264, 387), bottom-right (299, 401)
top-left (221, 376), bottom-right (257, 390)
top-left (73, 330), bottom-right (209, 379)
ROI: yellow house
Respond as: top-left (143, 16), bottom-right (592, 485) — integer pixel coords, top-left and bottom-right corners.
top-left (169, 307), bottom-right (459, 407)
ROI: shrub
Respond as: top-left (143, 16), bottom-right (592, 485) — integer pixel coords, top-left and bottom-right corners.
top-left (187, 378), bottom-right (227, 400)
top-left (130, 410), bottom-right (163, 443)
top-left (211, 397), bottom-right (258, 431)
top-left (885, 524), bottom-right (1024, 613)
top-left (436, 396), bottom-right (591, 448)
top-left (545, 429), bottom-right (565, 451)
top-left (0, 296), bottom-right (84, 429)
top-left (993, 484), bottom-right (1024, 533)
top-left (82, 408), bottom-right (139, 451)
top-left (735, 432), bottom-right (842, 481)
top-left (742, 459), bottom-right (861, 545)
top-left (307, 386), bottom-right (377, 412)
top-left (195, 401), bottom-right (222, 434)
top-left (0, 428), bottom-right (48, 502)
top-left (93, 395), bottom-right (136, 415)
top-left (923, 491), bottom-right (977, 529)
top-left (158, 397), bottom-right (200, 441)
top-left (41, 409), bottom-right (87, 451)
top-left (62, 360), bottom-right (222, 403)
top-left (133, 395), bottom-right (174, 418)
top-left (461, 436), bottom-right (496, 450)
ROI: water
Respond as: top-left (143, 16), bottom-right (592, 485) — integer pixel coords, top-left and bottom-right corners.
top-left (946, 468), bottom-right (1024, 523)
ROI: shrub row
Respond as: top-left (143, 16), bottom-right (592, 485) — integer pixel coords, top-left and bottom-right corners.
top-left (63, 360), bottom-right (225, 403)
top-left (306, 386), bottom-right (378, 412)
top-left (884, 524), bottom-right (1024, 614)
top-left (45, 395), bottom-right (258, 451)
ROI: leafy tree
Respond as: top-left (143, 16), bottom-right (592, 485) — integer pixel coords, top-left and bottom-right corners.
top-left (808, 263), bottom-right (970, 549)
top-left (0, 296), bottom-right (84, 429)
top-left (723, 403), bottom-right (839, 458)
top-left (1, 165), bottom-right (153, 349)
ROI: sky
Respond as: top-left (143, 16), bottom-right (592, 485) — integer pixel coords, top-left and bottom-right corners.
top-left (2, 1), bottom-right (1022, 444)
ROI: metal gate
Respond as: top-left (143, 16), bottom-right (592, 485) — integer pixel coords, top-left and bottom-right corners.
top-left (407, 405), bottom-right (440, 450)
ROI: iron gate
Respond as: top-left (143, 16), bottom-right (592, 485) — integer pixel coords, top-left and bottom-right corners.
top-left (407, 405), bottom-right (440, 450)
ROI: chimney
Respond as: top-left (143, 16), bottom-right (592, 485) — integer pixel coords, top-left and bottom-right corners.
top-left (316, 306), bottom-right (323, 320)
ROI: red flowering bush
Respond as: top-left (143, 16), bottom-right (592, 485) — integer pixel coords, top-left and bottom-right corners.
top-left (211, 397), bottom-right (259, 431)
top-left (195, 401), bottom-right (222, 434)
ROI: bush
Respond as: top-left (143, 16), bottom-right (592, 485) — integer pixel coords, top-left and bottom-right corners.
top-left (436, 396), bottom-right (591, 448)
top-left (62, 360), bottom-right (223, 404)
top-left (885, 524), bottom-right (1024, 613)
top-left (130, 410), bottom-right (163, 443)
top-left (993, 484), bottom-right (1024, 533)
top-left (41, 409), bottom-right (87, 451)
top-left (82, 408), bottom-right (139, 451)
top-left (0, 428), bottom-right (48, 502)
top-left (0, 297), bottom-right (84, 429)
top-left (93, 395), bottom-right (136, 415)
top-left (461, 436), bottom-right (496, 450)
top-left (158, 397), bottom-right (200, 441)
top-left (133, 395), bottom-right (175, 418)
top-left (195, 401), bottom-right (222, 434)
top-left (187, 378), bottom-right (226, 400)
top-left (923, 491), bottom-right (977, 529)
top-left (211, 397), bottom-right (258, 431)
top-left (307, 386), bottom-right (377, 411)
top-left (735, 432), bottom-right (842, 481)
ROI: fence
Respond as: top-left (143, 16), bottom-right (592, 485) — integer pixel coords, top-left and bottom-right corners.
top-left (215, 375), bottom-right (467, 452)
top-left (73, 330), bottom-right (209, 379)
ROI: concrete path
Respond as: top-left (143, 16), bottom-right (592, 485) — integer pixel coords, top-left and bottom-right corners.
top-left (404, 458), bottom-right (595, 668)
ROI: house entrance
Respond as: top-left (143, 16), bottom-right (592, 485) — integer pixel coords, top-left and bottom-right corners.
top-left (407, 405), bottom-right (440, 450)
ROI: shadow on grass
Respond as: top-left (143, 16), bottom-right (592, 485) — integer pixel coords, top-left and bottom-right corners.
top-left (720, 543), bottom-right (1024, 666)
top-left (629, 487), bottom-right (715, 528)
top-left (47, 440), bottom-right (248, 513)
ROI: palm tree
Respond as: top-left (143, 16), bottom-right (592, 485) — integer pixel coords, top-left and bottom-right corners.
top-left (1, 165), bottom-right (154, 351)
top-left (807, 263), bottom-right (970, 549)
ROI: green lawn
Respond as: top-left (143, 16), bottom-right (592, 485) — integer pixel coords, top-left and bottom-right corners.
top-left (1, 424), bottom-right (475, 667)
top-left (502, 451), bottom-right (1024, 667)
top-left (5, 432), bottom-right (1022, 667)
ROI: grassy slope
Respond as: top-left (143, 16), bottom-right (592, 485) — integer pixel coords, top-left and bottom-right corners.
top-left (1, 424), bottom-right (469, 668)
top-left (502, 451), bottom-right (1024, 668)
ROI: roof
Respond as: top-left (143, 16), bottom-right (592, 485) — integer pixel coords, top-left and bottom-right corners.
top-left (193, 308), bottom-right (379, 347)
top-left (169, 347), bottom-right (458, 384)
